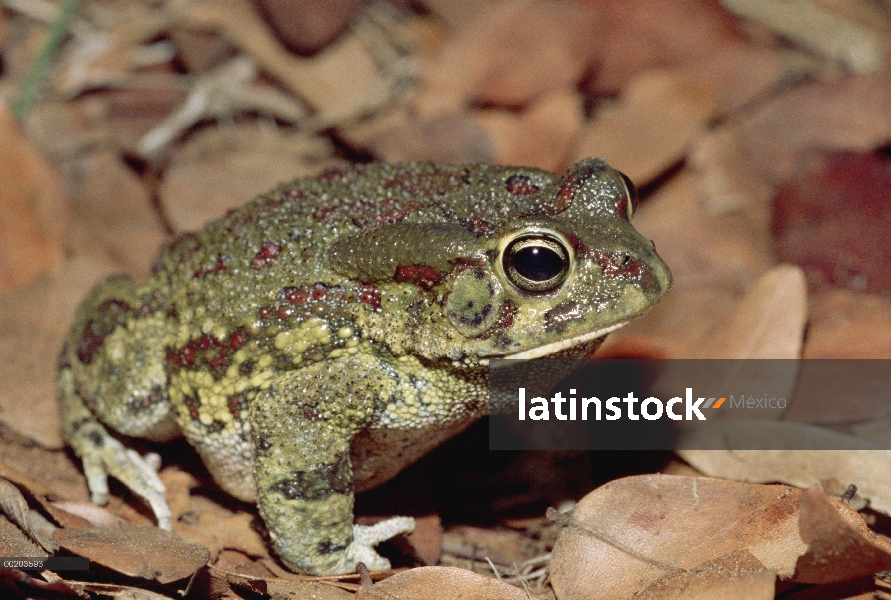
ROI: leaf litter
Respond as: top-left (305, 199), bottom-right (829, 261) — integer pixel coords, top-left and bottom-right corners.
top-left (0, 0), bottom-right (890, 597)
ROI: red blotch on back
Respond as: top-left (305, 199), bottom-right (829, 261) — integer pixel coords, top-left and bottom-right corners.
top-left (76, 299), bottom-right (133, 364)
top-left (250, 241), bottom-right (282, 269)
top-left (395, 264), bottom-right (443, 290)
top-left (505, 174), bottom-right (540, 196)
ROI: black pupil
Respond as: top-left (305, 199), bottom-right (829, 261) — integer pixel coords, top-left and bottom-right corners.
top-left (512, 245), bottom-right (563, 281)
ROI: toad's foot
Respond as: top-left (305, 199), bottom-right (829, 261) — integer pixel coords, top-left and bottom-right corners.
top-left (78, 424), bottom-right (172, 530)
top-left (341, 517), bottom-right (416, 573)
top-left (60, 365), bottom-right (173, 531)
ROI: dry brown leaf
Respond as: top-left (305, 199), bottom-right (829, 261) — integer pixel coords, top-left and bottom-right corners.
top-left (407, 514), bottom-right (443, 567)
top-left (586, 0), bottom-right (785, 108)
top-left (582, 2), bottom-right (710, 95)
top-left (212, 548), bottom-right (272, 574)
top-left (58, 580), bottom-right (180, 599)
top-left (0, 100), bottom-right (66, 294)
top-left (690, 127), bottom-right (776, 218)
top-left (0, 329), bottom-right (67, 449)
top-left (87, 83), bottom-right (191, 147)
top-left (176, 511), bottom-right (268, 560)
top-left (721, 0), bottom-right (885, 73)
top-left (0, 516), bottom-right (48, 559)
top-left (0, 478), bottom-right (31, 536)
top-left (175, 0), bottom-right (391, 124)
top-left (442, 524), bottom-right (542, 567)
top-left (689, 264), bottom-right (807, 359)
top-left (627, 556), bottom-right (777, 600)
top-left (0, 257), bottom-right (117, 448)
top-left (53, 37), bottom-right (175, 99)
top-left (574, 70), bottom-right (719, 186)
top-left (209, 553), bottom-right (357, 598)
top-left (167, 25), bottom-right (234, 73)
top-left (795, 486), bottom-right (891, 583)
top-left (737, 74), bottom-right (891, 185)
top-left (46, 501), bottom-right (125, 529)
top-left (224, 571), bottom-right (354, 599)
top-left (254, 0), bottom-right (361, 54)
top-left (340, 106), bottom-right (495, 164)
top-left (812, 0), bottom-right (891, 31)
top-left (135, 57), bottom-right (313, 160)
top-left (266, 580), bottom-right (354, 599)
top-left (62, 151), bottom-right (166, 278)
top-left (0, 478), bottom-right (58, 552)
top-left (41, 0), bottom-right (175, 99)
top-left (473, 87), bottom-right (584, 172)
top-left (54, 524), bottom-right (210, 584)
top-left (356, 565), bottom-right (528, 599)
top-left (23, 84), bottom-right (188, 160)
top-left (415, 0), bottom-right (592, 114)
top-left (418, 0), bottom-right (489, 31)
top-left (695, 46), bottom-right (799, 112)
top-left (0, 439), bottom-right (90, 507)
top-left (549, 475), bottom-right (805, 600)
top-left (804, 290), bottom-right (891, 358)
top-left (677, 450), bottom-right (891, 515)
top-left (264, 579), bottom-right (356, 600)
top-left (158, 467), bottom-right (198, 523)
top-left (161, 123), bottom-right (337, 232)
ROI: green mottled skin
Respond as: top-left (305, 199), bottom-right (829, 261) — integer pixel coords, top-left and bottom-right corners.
top-left (58, 159), bottom-right (672, 574)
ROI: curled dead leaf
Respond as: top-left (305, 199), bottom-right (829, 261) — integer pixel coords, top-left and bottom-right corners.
top-left (53, 524), bottom-right (210, 584)
top-left (416, 0), bottom-right (591, 114)
top-left (678, 450), bottom-right (891, 515)
top-left (0, 478), bottom-right (58, 552)
top-left (0, 516), bottom-right (47, 559)
top-left (473, 87), bottom-right (584, 172)
top-left (550, 475), bottom-right (806, 600)
top-left (356, 565), bottom-right (529, 600)
top-left (574, 69), bottom-right (719, 186)
top-left (795, 486), bottom-right (891, 583)
top-left (64, 151), bottom-right (166, 278)
top-left (737, 74), bottom-right (891, 185)
top-left (174, 0), bottom-right (391, 124)
top-left (689, 264), bottom-right (807, 359)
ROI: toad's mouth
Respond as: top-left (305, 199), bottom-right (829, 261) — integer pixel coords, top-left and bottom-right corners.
top-left (494, 320), bottom-right (630, 361)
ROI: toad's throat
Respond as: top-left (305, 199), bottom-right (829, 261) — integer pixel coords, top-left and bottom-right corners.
top-left (497, 321), bottom-right (629, 360)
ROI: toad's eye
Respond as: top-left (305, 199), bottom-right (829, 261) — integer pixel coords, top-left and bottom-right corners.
top-left (618, 171), bottom-right (639, 219)
top-left (503, 235), bottom-right (571, 293)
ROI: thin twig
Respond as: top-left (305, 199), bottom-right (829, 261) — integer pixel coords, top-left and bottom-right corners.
top-left (12, 0), bottom-right (84, 121)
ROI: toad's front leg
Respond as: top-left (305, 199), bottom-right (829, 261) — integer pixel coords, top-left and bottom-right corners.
top-left (250, 357), bottom-right (414, 575)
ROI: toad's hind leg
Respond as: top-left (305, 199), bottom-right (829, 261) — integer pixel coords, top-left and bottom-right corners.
top-left (250, 356), bottom-right (414, 575)
top-left (59, 275), bottom-right (180, 529)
